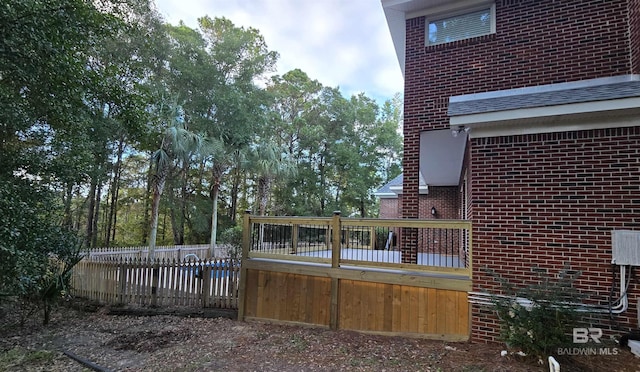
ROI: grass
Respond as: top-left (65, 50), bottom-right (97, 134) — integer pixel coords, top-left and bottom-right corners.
top-left (0, 347), bottom-right (54, 370)
top-left (289, 334), bottom-right (308, 352)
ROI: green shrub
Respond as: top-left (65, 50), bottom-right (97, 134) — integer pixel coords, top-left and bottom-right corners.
top-left (489, 269), bottom-right (583, 359)
top-left (0, 176), bottom-right (82, 325)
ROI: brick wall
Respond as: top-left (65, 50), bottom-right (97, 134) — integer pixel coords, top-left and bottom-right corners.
top-left (402, 0), bottom-right (638, 341)
top-left (470, 127), bottom-right (640, 341)
top-left (418, 187), bottom-right (460, 220)
top-left (631, 0), bottom-right (640, 73)
top-left (380, 192), bottom-right (460, 219)
top-left (402, 0), bottom-right (633, 218)
top-left (379, 198), bottom-right (400, 219)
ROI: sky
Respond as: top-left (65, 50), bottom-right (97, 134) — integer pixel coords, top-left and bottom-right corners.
top-left (153, 0), bottom-right (404, 104)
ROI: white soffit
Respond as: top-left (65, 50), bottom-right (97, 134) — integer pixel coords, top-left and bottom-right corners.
top-left (420, 129), bottom-right (467, 186)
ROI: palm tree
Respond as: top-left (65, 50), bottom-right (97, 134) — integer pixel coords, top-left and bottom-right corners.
top-left (250, 142), bottom-right (297, 250)
top-left (148, 102), bottom-right (204, 260)
top-left (251, 142), bottom-right (297, 216)
top-left (202, 137), bottom-right (247, 257)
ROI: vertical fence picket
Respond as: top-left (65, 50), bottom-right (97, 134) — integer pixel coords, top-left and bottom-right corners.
top-left (158, 258), bottom-right (165, 307)
top-left (143, 258), bottom-right (150, 306)
top-left (224, 260), bottom-right (230, 309)
top-left (187, 260), bottom-right (194, 307)
top-left (231, 258), bottom-right (239, 308)
top-left (122, 258), bottom-right (129, 305)
top-left (171, 259), bottom-right (178, 306)
top-left (170, 259), bottom-right (177, 306)
top-left (202, 260), bottom-right (210, 308)
top-left (136, 258), bottom-right (143, 306)
top-left (177, 258), bottom-right (184, 306)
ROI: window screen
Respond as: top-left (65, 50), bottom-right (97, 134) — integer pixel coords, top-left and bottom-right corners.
top-left (428, 8), bottom-right (492, 45)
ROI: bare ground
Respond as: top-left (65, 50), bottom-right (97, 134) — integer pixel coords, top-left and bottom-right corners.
top-left (1, 301), bottom-right (638, 372)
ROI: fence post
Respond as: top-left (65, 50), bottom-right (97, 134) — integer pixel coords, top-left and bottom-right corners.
top-left (330, 211), bottom-right (341, 330)
top-left (237, 210), bottom-right (251, 321)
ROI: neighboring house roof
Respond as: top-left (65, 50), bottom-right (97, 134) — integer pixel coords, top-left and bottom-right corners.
top-left (374, 173), bottom-right (402, 198)
top-left (374, 173), bottom-right (428, 198)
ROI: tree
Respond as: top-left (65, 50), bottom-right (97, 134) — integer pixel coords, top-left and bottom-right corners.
top-left (0, 174), bottom-right (82, 325)
top-left (168, 16), bottom-right (277, 254)
top-left (250, 142), bottom-right (297, 216)
top-left (148, 101), bottom-right (204, 259)
top-left (335, 93), bottom-right (402, 217)
top-left (0, 0), bottom-right (162, 321)
top-left (266, 70), bottom-right (323, 215)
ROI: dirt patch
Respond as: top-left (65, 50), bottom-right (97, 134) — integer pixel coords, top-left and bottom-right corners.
top-left (106, 327), bottom-right (194, 352)
top-left (0, 301), bottom-right (638, 371)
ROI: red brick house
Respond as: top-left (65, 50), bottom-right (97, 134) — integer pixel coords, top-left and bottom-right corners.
top-left (382, 0), bottom-right (640, 341)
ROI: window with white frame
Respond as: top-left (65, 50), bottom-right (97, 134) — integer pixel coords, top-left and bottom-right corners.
top-left (427, 4), bottom-right (495, 46)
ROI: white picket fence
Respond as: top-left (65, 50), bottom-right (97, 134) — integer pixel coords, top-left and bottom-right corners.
top-left (71, 257), bottom-right (240, 309)
top-left (85, 244), bottom-right (233, 261)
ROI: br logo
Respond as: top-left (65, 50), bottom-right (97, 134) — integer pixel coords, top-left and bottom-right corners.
top-left (573, 328), bottom-right (603, 344)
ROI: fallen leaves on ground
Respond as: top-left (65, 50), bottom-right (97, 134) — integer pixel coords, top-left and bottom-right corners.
top-left (0, 303), bottom-right (638, 371)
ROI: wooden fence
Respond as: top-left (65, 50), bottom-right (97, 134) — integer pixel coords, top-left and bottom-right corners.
top-left (71, 258), bottom-right (240, 309)
top-left (238, 212), bottom-right (473, 340)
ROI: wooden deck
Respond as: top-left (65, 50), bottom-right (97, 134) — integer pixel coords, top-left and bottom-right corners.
top-left (239, 258), bottom-right (471, 340)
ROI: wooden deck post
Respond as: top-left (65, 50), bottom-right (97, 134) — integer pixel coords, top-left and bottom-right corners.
top-left (330, 211), bottom-right (341, 330)
top-left (237, 210), bottom-right (251, 321)
top-left (331, 211), bottom-right (341, 269)
top-left (291, 223), bottom-right (298, 254)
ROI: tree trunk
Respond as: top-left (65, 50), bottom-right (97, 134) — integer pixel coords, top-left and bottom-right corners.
top-left (91, 180), bottom-right (102, 248)
top-left (168, 188), bottom-right (184, 245)
top-left (106, 138), bottom-right (125, 247)
top-left (111, 176), bottom-right (121, 243)
top-left (170, 160), bottom-right (187, 245)
top-left (148, 170), bottom-right (166, 260)
top-left (257, 176), bottom-right (271, 216)
top-left (147, 157), bottom-right (169, 260)
top-left (179, 159), bottom-right (188, 243)
top-left (141, 156), bottom-right (153, 244)
top-left (209, 164), bottom-right (224, 257)
top-left (229, 166), bottom-right (241, 222)
top-left (104, 177), bottom-right (113, 245)
top-left (85, 178), bottom-right (97, 248)
top-left (210, 182), bottom-right (219, 257)
top-left (62, 182), bottom-right (73, 228)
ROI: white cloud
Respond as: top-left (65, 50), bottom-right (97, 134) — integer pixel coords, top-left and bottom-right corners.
top-left (154, 0), bottom-right (403, 103)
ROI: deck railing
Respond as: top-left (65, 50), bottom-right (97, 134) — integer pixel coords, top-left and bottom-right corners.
top-left (242, 212), bottom-right (472, 277)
